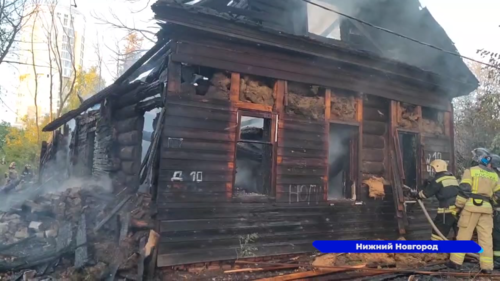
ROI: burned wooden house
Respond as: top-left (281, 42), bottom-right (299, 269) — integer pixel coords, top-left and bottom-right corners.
top-left (41, 0), bottom-right (479, 269)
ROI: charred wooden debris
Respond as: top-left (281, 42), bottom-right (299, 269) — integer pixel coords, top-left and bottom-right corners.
top-left (31, 0), bottom-right (483, 278)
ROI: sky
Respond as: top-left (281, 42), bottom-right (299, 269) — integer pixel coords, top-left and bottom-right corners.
top-left (1, 0), bottom-right (499, 123)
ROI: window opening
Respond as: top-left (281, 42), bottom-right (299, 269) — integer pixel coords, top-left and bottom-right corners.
top-left (422, 107), bottom-right (444, 135)
top-left (328, 123), bottom-right (358, 200)
top-left (234, 114), bottom-right (273, 197)
top-left (399, 131), bottom-right (418, 188)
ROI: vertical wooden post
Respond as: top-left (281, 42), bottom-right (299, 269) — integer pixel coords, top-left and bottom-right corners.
top-left (447, 102), bottom-right (456, 173)
top-left (166, 56), bottom-right (181, 97)
top-left (230, 73), bottom-right (240, 103)
top-left (229, 73), bottom-right (241, 199)
top-left (324, 89), bottom-right (331, 200)
top-left (357, 93), bottom-right (363, 199)
top-left (416, 105), bottom-right (423, 133)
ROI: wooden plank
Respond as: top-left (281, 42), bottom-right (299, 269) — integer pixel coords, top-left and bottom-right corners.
top-left (235, 101), bottom-right (272, 112)
top-left (277, 165), bottom-right (325, 176)
top-left (159, 170), bottom-right (233, 183)
top-left (159, 160), bottom-right (233, 171)
top-left (163, 116), bottom-right (236, 131)
top-left (253, 267), bottom-right (359, 281)
top-left (325, 89), bottom-right (332, 120)
top-left (161, 139), bottom-right (235, 153)
top-left (278, 119), bottom-right (325, 133)
top-left (94, 195), bottom-right (132, 232)
top-left (278, 138), bottom-right (325, 150)
top-left (163, 127), bottom-right (236, 142)
top-left (74, 214), bottom-right (88, 269)
top-left (162, 150), bottom-right (234, 161)
top-left (277, 147), bottom-right (325, 158)
top-left (275, 80), bottom-right (285, 114)
top-left (165, 105), bottom-right (234, 122)
top-left (230, 73), bottom-right (240, 102)
top-left (159, 182), bottom-right (231, 192)
top-left (167, 56), bottom-right (181, 96)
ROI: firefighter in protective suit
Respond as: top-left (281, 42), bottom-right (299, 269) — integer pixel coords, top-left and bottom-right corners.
top-left (448, 148), bottom-right (500, 273)
top-left (411, 159), bottom-right (459, 240)
top-left (489, 154), bottom-right (500, 269)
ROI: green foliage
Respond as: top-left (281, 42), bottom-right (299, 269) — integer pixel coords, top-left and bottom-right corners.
top-left (0, 116), bottom-right (51, 179)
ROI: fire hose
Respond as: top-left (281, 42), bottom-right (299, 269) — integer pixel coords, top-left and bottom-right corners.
top-left (403, 185), bottom-right (480, 259)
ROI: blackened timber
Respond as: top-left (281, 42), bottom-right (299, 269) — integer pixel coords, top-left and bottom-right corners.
top-left (137, 97), bottom-right (164, 112)
top-left (151, 3), bottom-right (476, 95)
top-left (75, 214), bottom-right (88, 269)
top-left (43, 81), bottom-right (142, 132)
top-left (114, 81), bottom-right (162, 109)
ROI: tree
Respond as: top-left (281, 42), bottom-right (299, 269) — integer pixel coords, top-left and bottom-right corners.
top-left (1, 115), bottom-right (51, 176)
top-left (64, 66), bottom-right (105, 113)
top-left (454, 62), bottom-right (500, 174)
top-left (0, 0), bottom-right (37, 66)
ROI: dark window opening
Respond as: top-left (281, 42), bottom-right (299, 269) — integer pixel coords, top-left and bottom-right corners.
top-left (328, 124), bottom-right (358, 200)
top-left (422, 106), bottom-right (444, 135)
top-left (180, 64), bottom-right (231, 100)
top-left (399, 132), bottom-right (418, 188)
top-left (234, 114), bottom-right (273, 196)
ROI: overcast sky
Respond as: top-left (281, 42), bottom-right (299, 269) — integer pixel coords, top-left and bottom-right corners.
top-left (1, 0), bottom-right (499, 123)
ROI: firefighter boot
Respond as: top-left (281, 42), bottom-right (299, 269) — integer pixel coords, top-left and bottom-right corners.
top-left (445, 260), bottom-right (462, 270)
top-left (495, 257), bottom-right (500, 270)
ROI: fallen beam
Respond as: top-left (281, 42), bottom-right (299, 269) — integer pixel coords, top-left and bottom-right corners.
top-left (253, 265), bottom-right (366, 281)
top-left (224, 264), bottom-right (299, 274)
top-left (74, 214), bottom-right (88, 269)
top-left (94, 195), bottom-right (132, 233)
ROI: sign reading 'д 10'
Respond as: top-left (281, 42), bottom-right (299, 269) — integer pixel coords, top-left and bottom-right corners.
top-left (313, 240), bottom-right (483, 254)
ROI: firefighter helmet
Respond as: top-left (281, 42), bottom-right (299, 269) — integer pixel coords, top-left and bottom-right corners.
top-left (430, 159), bottom-right (448, 173)
top-left (472, 147), bottom-right (492, 165)
top-left (491, 154), bottom-right (500, 172)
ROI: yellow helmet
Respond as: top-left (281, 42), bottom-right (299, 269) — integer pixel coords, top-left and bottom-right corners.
top-left (430, 159), bottom-right (447, 173)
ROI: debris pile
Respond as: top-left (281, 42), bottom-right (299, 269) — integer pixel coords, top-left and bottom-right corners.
top-left (240, 75), bottom-right (275, 106)
top-left (422, 118), bottom-right (444, 135)
top-left (0, 182), bottom-right (156, 280)
top-left (313, 252), bottom-right (448, 268)
top-left (286, 82), bottom-right (325, 120)
top-left (331, 93), bottom-right (356, 120)
top-left (398, 103), bottom-right (419, 129)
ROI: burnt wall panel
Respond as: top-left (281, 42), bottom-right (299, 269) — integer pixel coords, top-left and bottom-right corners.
top-left (362, 95), bottom-right (389, 179)
top-left (93, 110), bottom-right (113, 178)
top-left (158, 96), bottom-right (236, 204)
top-left (72, 111), bottom-right (99, 177)
top-left (276, 117), bottom-right (326, 203)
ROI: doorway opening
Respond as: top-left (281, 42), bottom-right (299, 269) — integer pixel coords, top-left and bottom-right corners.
top-left (399, 132), bottom-right (418, 188)
top-left (328, 123), bottom-right (359, 200)
top-left (234, 112), bottom-right (273, 197)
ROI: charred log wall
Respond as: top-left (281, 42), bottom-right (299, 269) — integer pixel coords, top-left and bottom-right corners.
top-left (362, 95), bottom-right (389, 179)
top-left (72, 111), bottom-right (99, 177)
top-left (156, 90), bottom-right (398, 268)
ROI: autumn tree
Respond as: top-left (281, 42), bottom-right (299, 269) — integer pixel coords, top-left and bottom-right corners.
top-left (1, 115), bottom-right (51, 176)
top-left (454, 62), bottom-right (500, 174)
top-left (64, 66), bottom-right (106, 112)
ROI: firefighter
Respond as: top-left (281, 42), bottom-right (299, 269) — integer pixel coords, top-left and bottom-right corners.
top-left (448, 148), bottom-right (500, 273)
top-left (410, 159), bottom-right (459, 241)
top-left (6, 162), bottom-right (18, 185)
top-left (490, 154), bottom-right (500, 269)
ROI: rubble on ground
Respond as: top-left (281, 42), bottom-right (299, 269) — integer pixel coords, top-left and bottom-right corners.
top-left (331, 93), bottom-right (356, 120)
top-left (398, 103), bottom-right (419, 129)
top-left (286, 82), bottom-right (325, 120)
top-left (0, 179), bottom-right (156, 280)
top-left (422, 119), bottom-right (444, 135)
top-left (240, 75), bottom-right (275, 106)
top-left (313, 252), bottom-right (448, 269)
